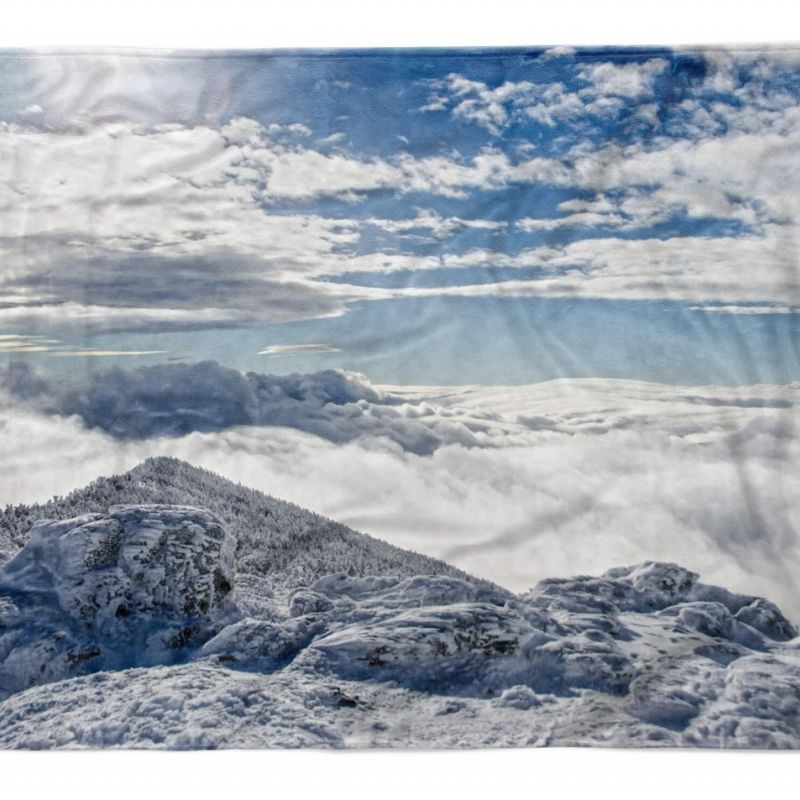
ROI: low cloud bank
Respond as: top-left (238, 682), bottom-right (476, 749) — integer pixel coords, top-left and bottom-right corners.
top-left (2, 360), bottom-right (484, 455)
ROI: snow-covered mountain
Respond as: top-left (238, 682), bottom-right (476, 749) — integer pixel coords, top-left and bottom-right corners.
top-left (0, 457), bottom-right (483, 589)
top-left (0, 461), bottom-right (798, 749)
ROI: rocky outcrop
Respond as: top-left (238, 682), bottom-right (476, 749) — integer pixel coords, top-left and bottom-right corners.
top-left (0, 505), bottom-right (236, 697)
top-left (1, 500), bottom-right (798, 749)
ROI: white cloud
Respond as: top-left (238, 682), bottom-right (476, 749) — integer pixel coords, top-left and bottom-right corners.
top-left (318, 132), bottom-right (346, 145)
top-left (422, 59), bottom-right (667, 132)
top-left (0, 333), bottom-right (166, 356)
top-left (367, 208), bottom-right (506, 240)
top-left (258, 343), bottom-right (341, 356)
top-left (690, 305), bottom-right (799, 315)
top-left (539, 46), bottom-right (577, 60)
top-left (517, 193), bottom-right (629, 231)
top-left (4, 81), bottom-right (800, 327)
top-left (267, 122), bottom-right (312, 137)
top-left (578, 59), bottom-right (668, 99)
top-left (399, 227), bottom-right (800, 307)
top-left (18, 104), bottom-right (42, 117)
top-left (50, 349), bottom-right (167, 357)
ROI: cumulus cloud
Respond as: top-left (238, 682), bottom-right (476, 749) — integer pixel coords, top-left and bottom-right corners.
top-left (421, 59), bottom-right (667, 133)
top-left (578, 59), bottom-right (668, 99)
top-left (0, 360), bottom-right (513, 455)
top-left (1, 376), bottom-right (798, 619)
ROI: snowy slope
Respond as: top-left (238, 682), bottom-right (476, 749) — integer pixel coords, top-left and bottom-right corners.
top-left (1, 496), bottom-right (798, 749)
top-left (0, 457), bottom-right (482, 589)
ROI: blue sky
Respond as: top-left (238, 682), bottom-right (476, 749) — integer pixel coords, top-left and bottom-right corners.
top-left (1, 46), bottom-right (799, 384)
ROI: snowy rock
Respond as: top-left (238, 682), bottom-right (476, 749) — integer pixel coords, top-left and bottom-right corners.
top-left (734, 598), bottom-right (797, 641)
top-left (493, 685), bottom-right (543, 710)
top-left (0, 502), bottom-right (798, 751)
top-left (529, 561), bottom-right (699, 615)
top-left (0, 505), bottom-right (236, 631)
top-left (529, 635), bottom-right (636, 695)
top-left (661, 601), bottom-right (737, 640)
top-left (306, 601), bottom-right (544, 692)
top-left (199, 616), bottom-right (323, 667)
top-left (309, 574), bottom-right (514, 618)
top-left (0, 505), bottom-right (237, 697)
top-left (288, 589), bottom-right (334, 617)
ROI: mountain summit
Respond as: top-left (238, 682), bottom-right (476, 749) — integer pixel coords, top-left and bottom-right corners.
top-left (0, 457), bottom-right (483, 590)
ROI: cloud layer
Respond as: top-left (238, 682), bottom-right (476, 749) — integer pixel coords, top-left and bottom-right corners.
top-left (2, 48), bottom-right (800, 332)
top-left (1, 360), bottom-right (512, 454)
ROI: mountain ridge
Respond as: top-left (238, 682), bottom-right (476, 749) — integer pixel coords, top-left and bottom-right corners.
top-left (0, 456), bottom-right (490, 591)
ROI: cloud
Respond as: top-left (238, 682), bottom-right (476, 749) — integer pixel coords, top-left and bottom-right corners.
top-left (0, 118), bottom-right (571, 331)
top-left (258, 344), bottom-right (341, 356)
top-left (1, 376), bottom-right (798, 619)
top-left (367, 208), bottom-right (507, 240)
top-left (539, 46), bottom-right (577, 60)
top-left (422, 59), bottom-right (667, 132)
top-left (0, 333), bottom-right (166, 356)
top-left (50, 350), bottom-right (168, 357)
top-left (266, 122), bottom-right (312, 137)
top-left (400, 227), bottom-right (800, 308)
top-left (690, 305), bottom-right (800, 315)
top-left (257, 145), bottom-right (569, 201)
top-left (0, 360), bottom-right (509, 455)
top-left (578, 59), bottom-right (668, 99)
top-left (18, 104), bottom-right (42, 117)
top-left (319, 132), bottom-right (346, 145)
top-left (2, 54), bottom-right (800, 334)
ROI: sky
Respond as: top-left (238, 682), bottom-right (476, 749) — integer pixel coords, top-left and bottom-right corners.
top-left (0, 46), bottom-right (798, 385)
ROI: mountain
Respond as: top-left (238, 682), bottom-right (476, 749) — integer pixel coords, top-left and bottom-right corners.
top-left (0, 463), bottom-right (799, 749)
top-left (0, 456), bottom-right (485, 591)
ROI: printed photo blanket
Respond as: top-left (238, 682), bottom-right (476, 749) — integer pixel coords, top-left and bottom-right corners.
top-left (0, 46), bottom-right (798, 749)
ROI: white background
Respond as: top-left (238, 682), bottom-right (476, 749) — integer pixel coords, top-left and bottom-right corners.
top-left (1, 1), bottom-right (799, 797)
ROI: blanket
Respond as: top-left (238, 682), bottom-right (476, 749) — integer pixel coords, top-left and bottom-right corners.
top-left (0, 46), bottom-right (798, 749)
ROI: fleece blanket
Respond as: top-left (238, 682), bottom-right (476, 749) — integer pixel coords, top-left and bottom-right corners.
top-left (0, 46), bottom-right (798, 749)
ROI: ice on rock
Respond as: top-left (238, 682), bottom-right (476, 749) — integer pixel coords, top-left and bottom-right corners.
top-left (199, 616), bottom-right (324, 667)
top-left (528, 561), bottom-right (699, 615)
top-left (0, 504), bottom-right (236, 629)
top-left (493, 684), bottom-right (543, 710)
top-left (305, 601), bottom-right (545, 692)
top-left (0, 505), bottom-right (237, 697)
top-left (661, 601), bottom-right (737, 640)
top-left (288, 589), bottom-right (334, 618)
top-left (734, 598), bottom-right (798, 642)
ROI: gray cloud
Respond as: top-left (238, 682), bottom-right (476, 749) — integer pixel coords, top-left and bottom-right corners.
top-left (0, 245), bottom-right (357, 334)
top-left (0, 361), bottom-right (490, 455)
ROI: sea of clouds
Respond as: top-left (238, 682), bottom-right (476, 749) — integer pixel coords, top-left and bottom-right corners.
top-left (1, 362), bottom-right (798, 619)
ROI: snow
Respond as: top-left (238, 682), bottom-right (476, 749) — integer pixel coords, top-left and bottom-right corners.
top-left (1, 481), bottom-right (799, 749)
top-left (1, 504), bottom-right (236, 627)
top-left (0, 504), bottom-right (237, 698)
